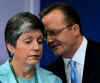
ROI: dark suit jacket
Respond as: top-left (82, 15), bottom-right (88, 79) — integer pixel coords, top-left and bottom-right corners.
top-left (45, 40), bottom-right (100, 83)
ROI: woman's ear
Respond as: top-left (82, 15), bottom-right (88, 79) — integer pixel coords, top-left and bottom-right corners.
top-left (7, 43), bottom-right (15, 53)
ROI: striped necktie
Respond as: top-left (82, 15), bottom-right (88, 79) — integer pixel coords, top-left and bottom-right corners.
top-left (70, 60), bottom-right (78, 83)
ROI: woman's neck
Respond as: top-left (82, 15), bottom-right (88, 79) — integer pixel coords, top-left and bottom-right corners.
top-left (11, 59), bottom-right (35, 79)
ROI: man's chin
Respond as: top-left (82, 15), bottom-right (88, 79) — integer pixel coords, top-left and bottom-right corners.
top-left (51, 45), bottom-right (64, 55)
top-left (54, 51), bottom-right (63, 56)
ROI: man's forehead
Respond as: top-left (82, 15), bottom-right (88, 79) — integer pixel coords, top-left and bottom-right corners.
top-left (42, 10), bottom-right (64, 21)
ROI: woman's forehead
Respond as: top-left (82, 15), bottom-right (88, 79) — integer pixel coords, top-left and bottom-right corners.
top-left (20, 30), bottom-right (43, 38)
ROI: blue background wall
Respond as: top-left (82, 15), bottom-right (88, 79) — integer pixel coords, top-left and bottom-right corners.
top-left (40, 0), bottom-right (100, 67)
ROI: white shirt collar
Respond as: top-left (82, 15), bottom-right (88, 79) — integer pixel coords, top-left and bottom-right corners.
top-left (63, 36), bottom-right (88, 65)
top-left (72, 36), bottom-right (87, 65)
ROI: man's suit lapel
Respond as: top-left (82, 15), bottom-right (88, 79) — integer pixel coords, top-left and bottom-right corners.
top-left (54, 57), bottom-right (67, 83)
top-left (82, 40), bottom-right (97, 83)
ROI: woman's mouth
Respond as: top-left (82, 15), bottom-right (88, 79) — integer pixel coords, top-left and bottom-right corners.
top-left (28, 54), bottom-right (41, 60)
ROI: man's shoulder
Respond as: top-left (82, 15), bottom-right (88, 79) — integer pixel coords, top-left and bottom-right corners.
top-left (45, 57), bottom-right (64, 69)
top-left (43, 57), bottom-right (66, 83)
top-left (87, 40), bottom-right (100, 47)
top-left (44, 57), bottom-right (65, 76)
top-left (87, 40), bottom-right (100, 53)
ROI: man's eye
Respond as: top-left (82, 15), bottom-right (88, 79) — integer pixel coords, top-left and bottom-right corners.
top-left (48, 31), bottom-right (57, 35)
top-left (51, 32), bottom-right (56, 35)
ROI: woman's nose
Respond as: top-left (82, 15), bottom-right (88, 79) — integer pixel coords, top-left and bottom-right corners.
top-left (32, 41), bottom-right (40, 51)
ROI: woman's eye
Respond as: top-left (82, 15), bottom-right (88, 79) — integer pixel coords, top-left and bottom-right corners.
top-left (38, 39), bottom-right (43, 44)
top-left (24, 40), bottom-right (32, 44)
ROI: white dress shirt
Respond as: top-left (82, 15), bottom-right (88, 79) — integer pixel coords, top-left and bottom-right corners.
top-left (63, 37), bottom-right (88, 83)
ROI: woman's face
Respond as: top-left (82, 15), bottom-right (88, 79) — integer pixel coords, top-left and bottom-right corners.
top-left (9, 30), bottom-right (43, 65)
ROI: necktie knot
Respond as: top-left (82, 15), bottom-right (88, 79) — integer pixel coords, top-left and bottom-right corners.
top-left (69, 60), bottom-right (76, 68)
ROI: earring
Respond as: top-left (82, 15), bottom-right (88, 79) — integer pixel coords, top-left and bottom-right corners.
top-left (10, 52), bottom-right (14, 57)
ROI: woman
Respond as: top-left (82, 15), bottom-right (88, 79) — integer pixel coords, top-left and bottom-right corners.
top-left (0, 12), bottom-right (62, 83)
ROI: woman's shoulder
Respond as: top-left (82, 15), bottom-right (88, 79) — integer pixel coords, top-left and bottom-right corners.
top-left (36, 67), bottom-right (62, 83)
top-left (0, 60), bottom-right (11, 82)
top-left (0, 60), bottom-right (10, 75)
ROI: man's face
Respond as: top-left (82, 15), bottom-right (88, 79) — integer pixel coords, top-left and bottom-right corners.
top-left (42, 9), bottom-right (81, 58)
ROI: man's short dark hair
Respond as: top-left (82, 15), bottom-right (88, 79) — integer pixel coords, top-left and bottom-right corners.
top-left (40, 2), bottom-right (82, 34)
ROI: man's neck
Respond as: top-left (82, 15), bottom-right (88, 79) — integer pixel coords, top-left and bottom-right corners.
top-left (63, 36), bottom-right (83, 59)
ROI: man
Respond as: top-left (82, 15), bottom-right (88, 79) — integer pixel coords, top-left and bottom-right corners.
top-left (40, 2), bottom-right (100, 83)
